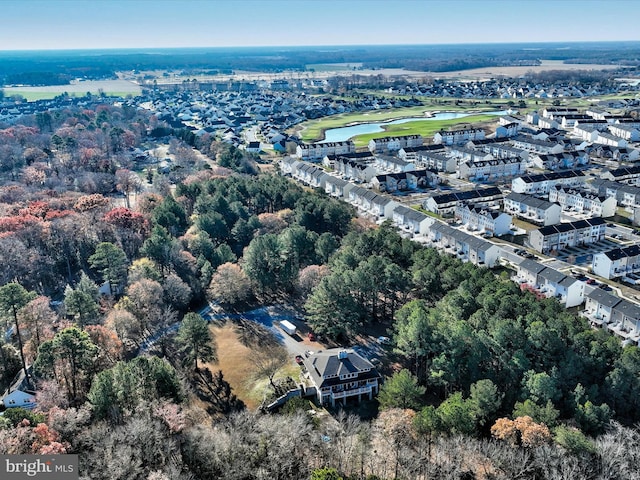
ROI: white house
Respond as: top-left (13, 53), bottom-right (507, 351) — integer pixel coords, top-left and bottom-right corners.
top-left (2, 390), bottom-right (37, 410)
top-left (514, 259), bottom-right (586, 308)
top-left (433, 128), bottom-right (485, 145)
top-left (454, 204), bottom-right (512, 236)
top-left (503, 192), bottom-right (561, 226)
top-left (426, 222), bottom-right (502, 268)
top-left (510, 170), bottom-right (586, 195)
top-left (548, 185), bottom-right (617, 218)
top-left (423, 187), bottom-right (503, 216)
top-left (368, 135), bottom-right (423, 153)
top-left (392, 205), bottom-right (435, 236)
top-left (528, 217), bottom-right (606, 254)
top-left (592, 245), bottom-right (640, 279)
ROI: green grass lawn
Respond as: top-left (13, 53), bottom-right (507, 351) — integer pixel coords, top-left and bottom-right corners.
top-left (351, 114), bottom-right (498, 147)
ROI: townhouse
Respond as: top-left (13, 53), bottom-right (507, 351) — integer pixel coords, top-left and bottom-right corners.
top-left (296, 140), bottom-right (356, 161)
top-left (608, 124), bottom-right (640, 142)
top-left (584, 288), bottom-right (640, 344)
top-left (423, 186), bottom-right (503, 217)
top-left (548, 185), bottom-right (617, 217)
top-left (513, 259), bottom-right (586, 308)
top-left (415, 151), bottom-right (457, 173)
top-left (433, 128), bottom-right (485, 145)
top-left (368, 134), bottom-right (423, 153)
top-left (531, 151), bottom-right (589, 171)
top-left (374, 155), bottom-right (416, 173)
top-left (592, 245), bottom-right (640, 279)
top-left (371, 169), bottom-right (437, 193)
top-left (601, 166), bottom-right (640, 186)
top-left (592, 145), bottom-right (640, 162)
top-left (511, 170), bottom-right (586, 195)
top-left (528, 217), bottom-right (606, 254)
top-left (476, 142), bottom-right (529, 162)
top-left (391, 205), bottom-right (435, 236)
top-left (595, 132), bottom-right (628, 148)
top-left (324, 176), bottom-right (355, 198)
top-left (454, 203), bottom-right (512, 236)
top-left (398, 144), bottom-right (446, 162)
top-left (323, 151), bottom-right (375, 169)
top-left (510, 136), bottom-right (565, 155)
top-left (591, 179), bottom-right (640, 207)
top-left (503, 192), bottom-right (562, 226)
top-left (426, 222), bottom-right (502, 268)
top-left (495, 121), bottom-right (522, 138)
top-left (459, 156), bottom-right (526, 181)
top-left (347, 186), bottom-right (400, 220)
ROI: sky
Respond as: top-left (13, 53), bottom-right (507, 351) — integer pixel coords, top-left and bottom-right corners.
top-left (1, 0), bottom-right (639, 51)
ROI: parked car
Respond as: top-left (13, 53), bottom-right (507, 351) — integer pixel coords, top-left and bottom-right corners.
top-left (308, 332), bottom-right (316, 342)
top-left (295, 355), bottom-right (304, 365)
top-left (377, 336), bottom-right (391, 345)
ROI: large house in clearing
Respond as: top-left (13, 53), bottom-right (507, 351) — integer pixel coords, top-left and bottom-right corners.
top-left (303, 348), bottom-right (381, 407)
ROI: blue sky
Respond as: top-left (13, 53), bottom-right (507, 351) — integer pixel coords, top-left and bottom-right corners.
top-left (1, 0), bottom-right (638, 51)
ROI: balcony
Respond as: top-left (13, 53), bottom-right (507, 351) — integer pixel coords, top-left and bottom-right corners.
top-left (330, 386), bottom-right (373, 399)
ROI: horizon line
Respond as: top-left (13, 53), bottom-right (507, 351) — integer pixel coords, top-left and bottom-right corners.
top-left (1, 39), bottom-right (640, 53)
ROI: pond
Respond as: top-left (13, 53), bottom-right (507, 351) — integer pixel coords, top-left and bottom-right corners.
top-left (320, 110), bottom-right (508, 143)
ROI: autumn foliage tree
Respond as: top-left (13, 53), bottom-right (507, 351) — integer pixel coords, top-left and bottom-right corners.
top-left (491, 416), bottom-right (552, 448)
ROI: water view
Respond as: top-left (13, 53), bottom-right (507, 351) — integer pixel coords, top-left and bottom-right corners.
top-left (320, 110), bottom-right (509, 143)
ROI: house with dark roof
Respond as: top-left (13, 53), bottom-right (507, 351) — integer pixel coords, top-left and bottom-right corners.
top-left (511, 170), bottom-right (585, 195)
top-left (368, 134), bottom-right (423, 153)
top-left (514, 259), bottom-right (586, 308)
top-left (392, 205), bottom-right (435, 236)
top-left (528, 218), bottom-right (606, 254)
top-left (592, 245), bottom-right (640, 279)
top-left (584, 289), bottom-right (640, 344)
top-left (503, 192), bottom-right (561, 226)
top-left (602, 166), bottom-right (640, 186)
top-left (454, 204), bottom-right (512, 236)
top-left (426, 222), bottom-right (502, 268)
top-left (423, 187), bottom-right (503, 216)
top-left (303, 348), bottom-right (381, 407)
top-left (591, 180), bottom-right (640, 207)
top-left (548, 185), bottom-right (617, 217)
top-left (433, 128), bottom-right (485, 145)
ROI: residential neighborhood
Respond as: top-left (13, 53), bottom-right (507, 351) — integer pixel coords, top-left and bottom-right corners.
top-left (280, 94), bottom-right (640, 349)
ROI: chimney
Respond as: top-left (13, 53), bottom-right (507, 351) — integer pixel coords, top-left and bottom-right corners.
top-left (338, 350), bottom-right (348, 360)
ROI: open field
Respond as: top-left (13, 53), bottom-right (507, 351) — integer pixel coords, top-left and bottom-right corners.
top-left (3, 79), bottom-right (142, 101)
top-left (204, 321), bottom-right (299, 410)
top-left (432, 60), bottom-right (626, 81)
top-left (350, 115), bottom-right (499, 147)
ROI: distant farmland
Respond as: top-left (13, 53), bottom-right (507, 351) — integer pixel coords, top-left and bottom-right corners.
top-left (3, 79), bottom-right (141, 101)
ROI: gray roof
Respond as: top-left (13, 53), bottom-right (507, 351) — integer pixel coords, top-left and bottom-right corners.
top-left (539, 267), bottom-right (567, 285)
top-left (615, 300), bottom-right (640, 321)
top-left (518, 259), bottom-right (546, 274)
top-left (587, 288), bottom-right (623, 309)
top-left (304, 348), bottom-right (380, 389)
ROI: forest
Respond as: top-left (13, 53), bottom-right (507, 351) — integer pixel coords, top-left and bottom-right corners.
top-left (0, 100), bottom-right (640, 479)
top-left (1, 41), bottom-right (640, 86)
